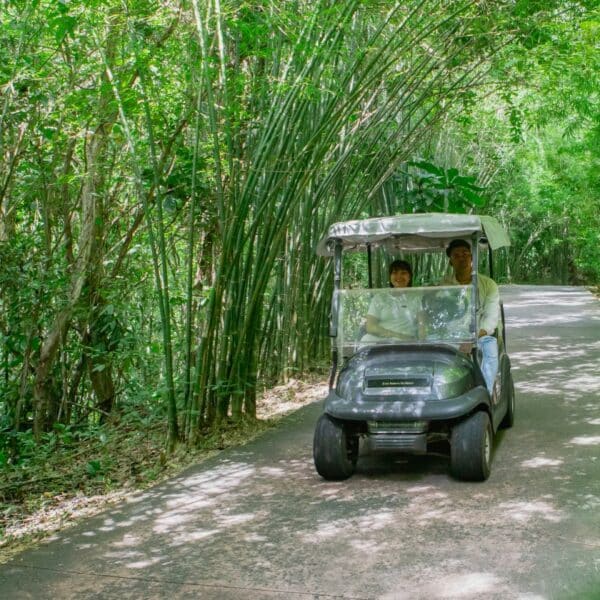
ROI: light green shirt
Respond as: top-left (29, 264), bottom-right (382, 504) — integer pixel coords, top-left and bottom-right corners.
top-left (441, 273), bottom-right (499, 335)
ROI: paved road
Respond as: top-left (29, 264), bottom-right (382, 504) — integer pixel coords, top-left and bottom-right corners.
top-left (2, 286), bottom-right (600, 599)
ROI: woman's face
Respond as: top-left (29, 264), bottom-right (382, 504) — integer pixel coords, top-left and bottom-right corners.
top-left (389, 268), bottom-right (411, 288)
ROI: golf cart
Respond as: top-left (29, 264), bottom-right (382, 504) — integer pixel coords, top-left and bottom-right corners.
top-left (313, 213), bottom-right (515, 482)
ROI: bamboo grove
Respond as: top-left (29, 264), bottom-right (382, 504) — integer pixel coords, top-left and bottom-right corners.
top-left (1, 0), bottom-right (598, 449)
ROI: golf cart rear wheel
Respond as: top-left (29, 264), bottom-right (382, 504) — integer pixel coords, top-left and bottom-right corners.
top-left (500, 371), bottom-right (516, 429)
top-left (450, 411), bottom-right (492, 481)
top-left (313, 414), bottom-right (358, 480)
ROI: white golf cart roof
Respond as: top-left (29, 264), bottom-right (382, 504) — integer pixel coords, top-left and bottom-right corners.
top-left (316, 213), bottom-right (510, 256)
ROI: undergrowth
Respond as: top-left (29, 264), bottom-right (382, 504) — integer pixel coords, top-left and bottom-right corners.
top-left (0, 409), bottom-right (275, 562)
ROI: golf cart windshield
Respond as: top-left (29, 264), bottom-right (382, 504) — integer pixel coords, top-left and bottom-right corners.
top-left (336, 284), bottom-right (474, 357)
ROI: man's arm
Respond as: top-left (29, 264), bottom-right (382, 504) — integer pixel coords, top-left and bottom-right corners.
top-left (479, 277), bottom-right (500, 336)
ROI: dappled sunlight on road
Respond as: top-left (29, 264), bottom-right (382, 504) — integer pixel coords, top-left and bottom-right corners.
top-left (412, 572), bottom-right (503, 598)
top-left (62, 434), bottom-right (572, 597)
top-left (170, 462), bottom-right (257, 501)
top-left (510, 345), bottom-right (587, 368)
top-left (511, 342), bottom-right (600, 368)
top-left (497, 500), bottom-right (563, 524)
top-left (402, 485), bottom-right (565, 527)
top-left (508, 309), bottom-right (600, 326)
top-left (4, 286), bottom-right (600, 599)
top-left (504, 287), bottom-right (591, 305)
top-left (572, 495), bottom-right (600, 512)
top-left (74, 460), bottom-right (270, 568)
top-left (241, 533), bottom-right (269, 543)
top-left (111, 533), bottom-right (141, 548)
top-left (503, 287), bottom-right (600, 328)
top-left (567, 435), bottom-right (600, 446)
top-left (520, 456), bottom-right (563, 468)
top-left (315, 484), bottom-right (358, 502)
top-left (297, 509), bottom-right (395, 542)
top-left (381, 569), bottom-right (549, 600)
top-left (169, 528), bottom-right (221, 546)
top-left (513, 345), bottom-right (600, 402)
top-left (405, 484), bottom-right (446, 496)
top-left (125, 556), bottom-right (162, 569)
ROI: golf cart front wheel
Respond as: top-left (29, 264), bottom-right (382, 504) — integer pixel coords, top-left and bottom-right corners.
top-left (450, 411), bottom-right (492, 481)
top-left (313, 414), bottom-right (358, 481)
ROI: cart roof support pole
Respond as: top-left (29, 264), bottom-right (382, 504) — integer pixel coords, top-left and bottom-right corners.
top-left (329, 241), bottom-right (342, 389)
top-left (471, 233), bottom-right (479, 339)
top-left (367, 243), bottom-right (373, 289)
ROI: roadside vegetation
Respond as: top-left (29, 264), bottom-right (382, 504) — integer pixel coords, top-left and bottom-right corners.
top-left (1, 0), bottom-right (598, 557)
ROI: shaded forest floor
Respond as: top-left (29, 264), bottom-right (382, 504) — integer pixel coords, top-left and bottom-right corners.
top-left (0, 376), bottom-right (326, 564)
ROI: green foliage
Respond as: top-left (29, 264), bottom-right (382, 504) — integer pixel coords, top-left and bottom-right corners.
top-left (85, 460), bottom-right (102, 477)
top-left (1, 0), bottom-right (598, 471)
top-left (490, 125), bottom-right (600, 283)
top-left (404, 161), bottom-right (485, 212)
top-left (478, 3), bottom-right (600, 283)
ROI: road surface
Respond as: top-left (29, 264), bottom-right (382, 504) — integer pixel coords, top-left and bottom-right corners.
top-left (2, 286), bottom-right (600, 599)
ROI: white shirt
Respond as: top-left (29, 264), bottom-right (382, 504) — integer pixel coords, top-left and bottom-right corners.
top-left (366, 290), bottom-right (419, 337)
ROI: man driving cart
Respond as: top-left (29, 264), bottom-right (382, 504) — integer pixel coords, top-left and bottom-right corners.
top-left (442, 238), bottom-right (500, 395)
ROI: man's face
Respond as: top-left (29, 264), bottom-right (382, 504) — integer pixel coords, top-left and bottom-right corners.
top-left (449, 246), bottom-right (472, 272)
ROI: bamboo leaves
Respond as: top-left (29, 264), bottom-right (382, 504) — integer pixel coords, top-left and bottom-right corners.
top-left (3, 0), bottom-right (588, 453)
top-left (183, 0), bottom-right (511, 427)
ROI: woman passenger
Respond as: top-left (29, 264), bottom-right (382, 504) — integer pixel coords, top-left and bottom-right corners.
top-left (362, 259), bottom-right (418, 341)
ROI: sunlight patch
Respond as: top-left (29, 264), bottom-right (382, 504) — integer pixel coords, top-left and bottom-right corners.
top-left (105, 549), bottom-right (144, 560)
top-left (406, 485), bottom-right (437, 493)
top-left (356, 511), bottom-right (395, 530)
top-left (350, 538), bottom-right (380, 552)
top-left (568, 375), bottom-right (600, 392)
top-left (126, 557), bottom-right (162, 569)
top-left (115, 514), bottom-right (154, 528)
top-left (243, 533), bottom-right (269, 542)
top-left (498, 500), bottom-right (562, 523)
top-left (302, 521), bottom-right (345, 541)
top-left (112, 534), bottom-right (142, 548)
top-left (178, 463), bottom-right (256, 493)
top-left (259, 466), bottom-right (287, 476)
top-left (171, 528), bottom-right (220, 544)
top-left (299, 510), bottom-right (394, 542)
top-left (214, 512), bottom-right (257, 526)
top-left (568, 435), bottom-right (600, 446)
top-left (521, 457), bottom-right (563, 468)
top-left (578, 495), bottom-right (600, 510)
top-left (418, 572), bottom-right (501, 597)
top-left (257, 378), bottom-right (327, 419)
top-left (406, 485), bottom-right (448, 501)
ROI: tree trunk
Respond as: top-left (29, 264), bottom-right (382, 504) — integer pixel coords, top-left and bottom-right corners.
top-left (32, 126), bottom-right (111, 439)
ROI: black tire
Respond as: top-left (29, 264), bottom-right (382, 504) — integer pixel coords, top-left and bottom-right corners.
top-left (313, 414), bottom-right (358, 480)
top-left (500, 370), bottom-right (515, 429)
top-left (450, 411), bottom-right (492, 481)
